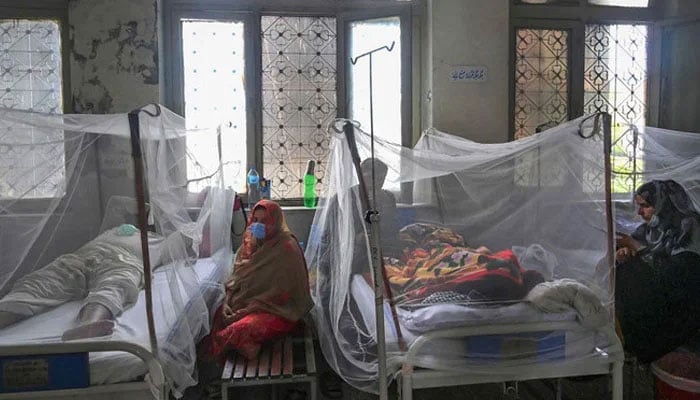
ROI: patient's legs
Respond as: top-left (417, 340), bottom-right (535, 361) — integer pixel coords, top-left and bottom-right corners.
top-left (62, 257), bottom-right (143, 340)
top-left (0, 311), bottom-right (24, 328)
top-left (0, 254), bottom-right (87, 329)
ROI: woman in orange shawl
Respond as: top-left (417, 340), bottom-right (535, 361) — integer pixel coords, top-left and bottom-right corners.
top-left (209, 200), bottom-right (313, 360)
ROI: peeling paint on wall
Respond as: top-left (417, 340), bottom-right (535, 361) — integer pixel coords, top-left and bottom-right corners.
top-left (69, 0), bottom-right (160, 214)
top-left (70, 0), bottom-right (159, 113)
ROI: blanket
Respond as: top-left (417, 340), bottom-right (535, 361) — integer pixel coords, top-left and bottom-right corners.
top-left (384, 247), bottom-right (544, 305)
top-left (379, 223), bottom-right (544, 305)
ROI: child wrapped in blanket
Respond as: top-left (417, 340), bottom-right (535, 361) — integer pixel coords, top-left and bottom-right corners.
top-left (0, 224), bottom-right (185, 340)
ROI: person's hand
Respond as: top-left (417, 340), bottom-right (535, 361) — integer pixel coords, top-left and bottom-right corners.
top-left (230, 308), bottom-right (248, 322)
top-left (221, 303), bottom-right (235, 322)
top-left (616, 247), bottom-right (635, 264)
top-left (616, 233), bottom-right (640, 252)
top-left (222, 306), bottom-right (253, 325)
top-left (234, 259), bottom-right (250, 270)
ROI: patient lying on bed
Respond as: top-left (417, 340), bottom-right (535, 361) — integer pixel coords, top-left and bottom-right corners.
top-left (383, 223), bottom-right (545, 306)
top-left (0, 224), bottom-right (182, 340)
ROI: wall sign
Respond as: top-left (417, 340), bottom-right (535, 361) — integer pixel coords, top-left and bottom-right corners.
top-left (449, 66), bottom-right (488, 82)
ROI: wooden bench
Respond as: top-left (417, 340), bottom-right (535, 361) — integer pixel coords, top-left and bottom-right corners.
top-left (220, 324), bottom-right (317, 400)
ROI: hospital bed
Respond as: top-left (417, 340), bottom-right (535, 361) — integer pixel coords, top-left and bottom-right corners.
top-left (0, 249), bottom-right (232, 400)
top-left (351, 272), bottom-right (623, 400)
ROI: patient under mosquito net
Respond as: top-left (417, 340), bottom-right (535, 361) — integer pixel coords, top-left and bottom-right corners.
top-left (0, 105), bottom-right (235, 397)
top-left (0, 224), bottom-right (190, 340)
top-left (305, 116), bottom-right (621, 393)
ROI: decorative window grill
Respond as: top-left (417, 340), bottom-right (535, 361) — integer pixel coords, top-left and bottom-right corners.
top-left (261, 16), bottom-right (337, 200)
top-left (0, 19), bottom-right (64, 199)
top-left (514, 29), bottom-right (569, 140)
top-left (584, 24), bottom-right (648, 194)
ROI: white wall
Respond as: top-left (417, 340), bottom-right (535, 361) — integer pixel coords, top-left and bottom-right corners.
top-left (59, 0), bottom-right (514, 246)
top-left (70, 0), bottom-right (160, 214)
top-left (425, 0), bottom-right (510, 143)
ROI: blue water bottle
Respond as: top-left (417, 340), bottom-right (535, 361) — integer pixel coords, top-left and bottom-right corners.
top-left (247, 167), bottom-right (260, 209)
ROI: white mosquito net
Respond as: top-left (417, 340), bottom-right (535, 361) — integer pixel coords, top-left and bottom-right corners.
top-left (306, 113), bottom-right (700, 393)
top-left (0, 105), bottom-right (234, 397)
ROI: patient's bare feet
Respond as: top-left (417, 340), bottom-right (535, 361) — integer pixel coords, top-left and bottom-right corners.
top-left (77, 303), bottom-right (113, 323)
top-left (62, 320), bottom-right (115, 341)
top-left (0, 311), bottom-right (24, 328)
top-left (61, 303), bottom-right (115, 340)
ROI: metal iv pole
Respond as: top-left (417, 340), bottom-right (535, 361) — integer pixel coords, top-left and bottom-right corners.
top-left (344, 41), bottom-right (404, 400)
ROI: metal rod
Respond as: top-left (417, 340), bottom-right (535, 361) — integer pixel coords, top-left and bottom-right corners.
top-left (343, 122), bottom-right (371, 212)
top-left (342, 123), bottom-right (386, 400)
top-left (602, 113), bottom-right (615, 316)
top-left (369, 52), bottom-right (376, 210)
top-left (128, 105), bottom-right (160, 357)
top-left (350, 41), bottom-right (395, 66)
top-left (342, 121), bottom-right (406, 400)
top-left (348, 41), bottom-right (399, 400)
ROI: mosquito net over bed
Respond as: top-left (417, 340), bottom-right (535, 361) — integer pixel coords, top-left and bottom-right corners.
top-left (0, 105), bottom-right (234, 397)
top-left (305, 114), bottom-right (700, 393)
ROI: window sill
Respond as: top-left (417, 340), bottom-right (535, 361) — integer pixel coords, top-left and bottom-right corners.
top-left (279, 205), bottom-right (317, 211)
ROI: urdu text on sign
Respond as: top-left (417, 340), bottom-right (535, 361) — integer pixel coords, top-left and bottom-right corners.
top-left (449, 66), bottom-right (488, 82)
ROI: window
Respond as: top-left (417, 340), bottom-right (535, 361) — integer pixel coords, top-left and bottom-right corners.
top-left (514, 28), bottom-right (569, 140)
top-left (517, 0), bottom-right (649, 5)
top-left (348, 16), bottom-right (404, 192)
top-left (511, 1), bottom-right (653, 194)
top-left (163, 1), bottom-right (413, 202)
top-left (585, 24), bottom-right (648, 193)
top-left (588, 0), bottom-right (649, 7)
top-left (182, 20), bottom-right (247, 193)
top-left (348, 16), bottom-right (402, 145)
top-left (0, 17), bottom-right (66, 199)
top-left (261, 16), bottom-right (337, 199)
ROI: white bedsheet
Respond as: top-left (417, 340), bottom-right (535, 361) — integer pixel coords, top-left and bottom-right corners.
top-left (0, 254), bottom-right (229, 385)
top-left (350, 274), bottom-right (611, 368)
top-left (351, 275), bottom-right (577, 335)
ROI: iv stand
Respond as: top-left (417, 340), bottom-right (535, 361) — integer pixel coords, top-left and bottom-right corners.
top-left (347, 41), bottom-right (402, 400)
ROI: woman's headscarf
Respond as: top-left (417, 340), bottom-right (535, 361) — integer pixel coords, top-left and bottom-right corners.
top-left (634, 180), bottom-right (700, 258)
top-left (226, 200), bottom-right (313, 321)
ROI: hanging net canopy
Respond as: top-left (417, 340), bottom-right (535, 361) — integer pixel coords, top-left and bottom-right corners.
top-left (306, 114), bottom-right (700, 393)
top-left (0, 105), bottom-right (234, 397)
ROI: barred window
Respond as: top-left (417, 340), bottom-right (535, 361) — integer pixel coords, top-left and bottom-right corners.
top-left (0, 19), bottom-right (64, 199)
top-left (165, 2), bottom-right (413, 202)
top-left (512, 3), bottom-right (649, 194)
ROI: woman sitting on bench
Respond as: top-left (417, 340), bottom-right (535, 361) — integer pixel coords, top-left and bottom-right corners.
top-left (208, 200), bottom-right (313, 360)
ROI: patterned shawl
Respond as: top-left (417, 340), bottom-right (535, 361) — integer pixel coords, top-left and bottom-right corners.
top-left (634, 180), bottom-right (700, 258)
top-left (225, 200), bottom-right (313, 322)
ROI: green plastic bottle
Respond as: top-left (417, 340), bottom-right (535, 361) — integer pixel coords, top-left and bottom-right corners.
top-left (304, 160), bottom-right (316, 208)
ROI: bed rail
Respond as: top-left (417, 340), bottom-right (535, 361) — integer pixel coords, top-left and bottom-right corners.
top-left (0, 340), bottom-right (165, 400)
top-left (402, 320), bottom-right (622, 365)
top-left (399, 320), bottom-right (624, 400)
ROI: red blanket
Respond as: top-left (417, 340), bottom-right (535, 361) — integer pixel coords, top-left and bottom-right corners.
top-left (384, 246), bottom-right (543, 304)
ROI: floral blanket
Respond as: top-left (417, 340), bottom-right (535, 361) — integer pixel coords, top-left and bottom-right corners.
top-left (382, 223), bottom-right (544, 305)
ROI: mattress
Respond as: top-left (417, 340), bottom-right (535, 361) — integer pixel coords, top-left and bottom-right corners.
top-left (350, 275), bottom-right (611, 368)
top-left (0, 250), bottom-right (231, 385)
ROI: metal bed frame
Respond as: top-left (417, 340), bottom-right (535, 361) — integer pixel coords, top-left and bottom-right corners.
top-left (397, 321), bottom-right (623, 400)
top-left (341, 112), bottom-right (622, 400)
top-left (0, 104), bottom-right (226, 399)
top-left (0, 341), bottom-right (166, 400)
